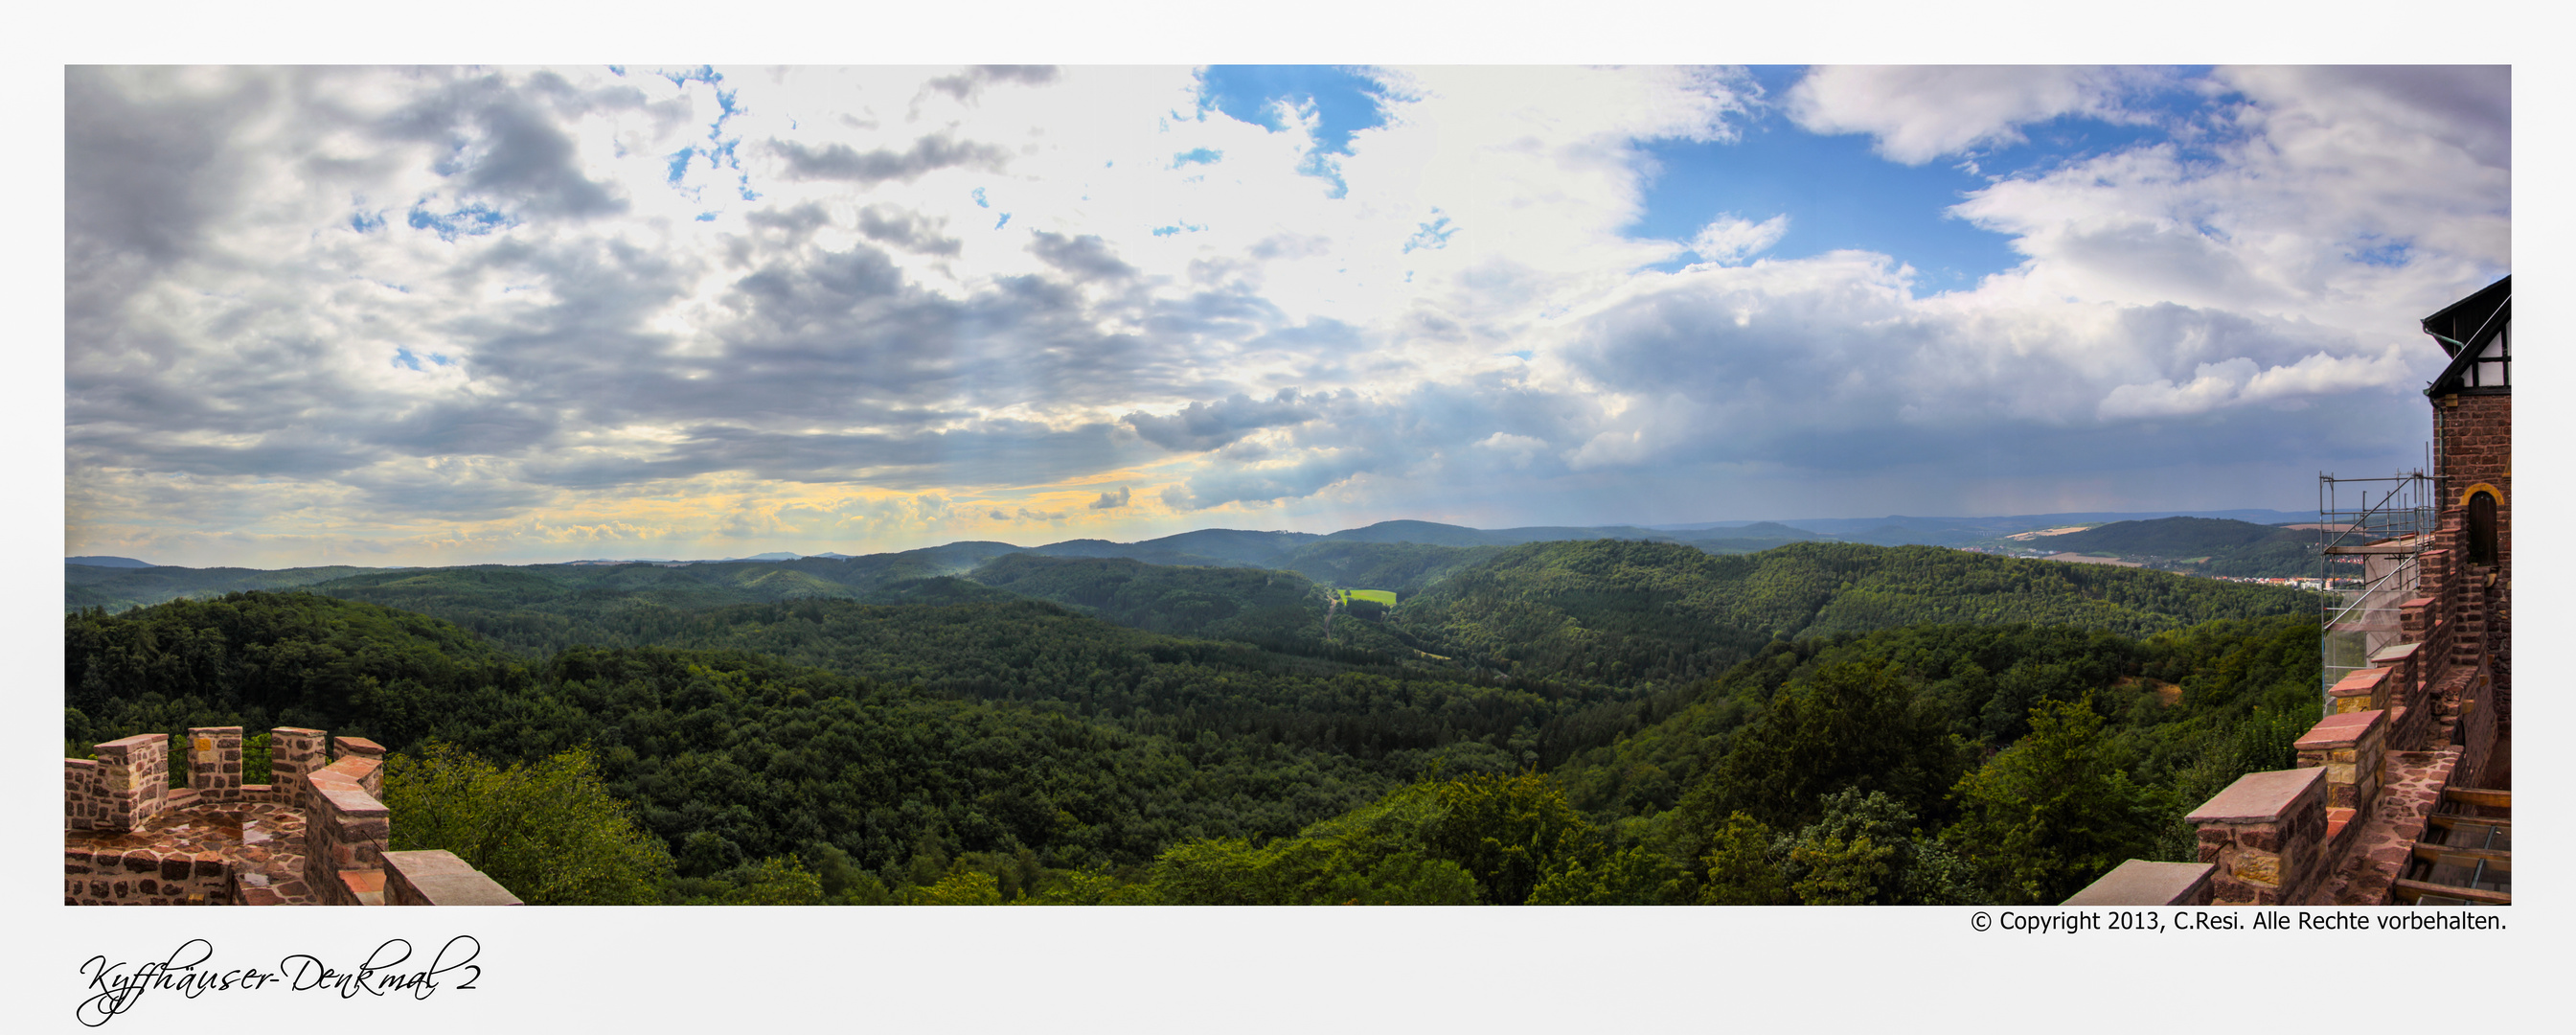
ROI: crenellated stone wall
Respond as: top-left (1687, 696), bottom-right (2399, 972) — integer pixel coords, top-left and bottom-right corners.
top-left (269, 727), bottom-right (329, 812)
top-left (64, 725), bottom-right (514, 907)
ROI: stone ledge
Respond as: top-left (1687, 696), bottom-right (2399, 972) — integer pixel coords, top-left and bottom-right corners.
top-left (2063, 861), bottom-right (2217, 906)
top-left (383, 850), bottom-right (523, 906)
top-left (2188, 767), bottom-right (2326, 824)
top-left (2369, 642), bottom-right (2422, 664)
top-left (2296, 709), bottom-right (2386, 750)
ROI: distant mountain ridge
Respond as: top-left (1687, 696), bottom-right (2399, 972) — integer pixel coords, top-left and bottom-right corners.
top-left (66, 510), bottom-right (2307, 612)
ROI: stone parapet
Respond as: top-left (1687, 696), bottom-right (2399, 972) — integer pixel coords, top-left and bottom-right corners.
top-left (270, 727), bottom-right (329, 810)
top-left (383, 850), bottom-right (525, 906)
top-left (2328, 668), bottom-right (2392, 714)
top-left (66, 758), bottom-right (104, 832)
top-left (2063, 861), bottom-right (2217, 907)
top-left (188, 725), bottom-right (246, 803)
top-left (91, 734), bottom-right (171, 833)
top-left (67, 726), bottom-right (519, 908)
top-left (305, 758), bottom-right (392, 906)
top-left (2368, 642), bottom-right (2421, 707)
top-left (2187, 767), bottom-right (2330, 906)
top-left (2295, 709), bottom-right (2389, 817)
top-left (66, 842), bottom-right (227, 906)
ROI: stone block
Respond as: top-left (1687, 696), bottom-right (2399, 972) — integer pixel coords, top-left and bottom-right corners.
top-left (2063, 861), bottom-right (2218, 907)
top-left (382, 850), bottom-right (524, 906)
top-left (2188, 768), bottom-right (2325, 824)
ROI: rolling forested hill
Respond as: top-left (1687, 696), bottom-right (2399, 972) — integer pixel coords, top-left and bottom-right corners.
top-left (1382, 540), bottom-right (2315, 686)
top-left (66, 563), bottom-right (406, 612)
top-left (2036, 517), bottom-right (2317, 577)
top-left (63, 531), bottom-right (2327, 907)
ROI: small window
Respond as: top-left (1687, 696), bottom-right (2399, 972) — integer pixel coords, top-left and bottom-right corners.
top-left (2467, 491), bottom-right (2498, 565)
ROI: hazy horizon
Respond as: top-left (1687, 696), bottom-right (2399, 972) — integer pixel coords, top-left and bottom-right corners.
top-left (68, 66), bottom-right (2506, 568)
top-left (69, 504), bottom-right (2327, 569)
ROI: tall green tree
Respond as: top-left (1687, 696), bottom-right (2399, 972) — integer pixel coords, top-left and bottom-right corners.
top-left (1695, 659), bottom-right (1971, 831)
top-left (1946, 696), bottom-right (2157, 905)
top-left (382, 743), bottom-right (672, 905)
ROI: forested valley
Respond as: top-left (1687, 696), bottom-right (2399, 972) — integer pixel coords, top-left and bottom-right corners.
top-left (64, 537), bottom-right (2324, 906)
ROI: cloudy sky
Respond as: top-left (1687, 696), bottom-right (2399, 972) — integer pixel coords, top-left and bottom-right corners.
top-left (64, 64), bottom-right (2510, 567)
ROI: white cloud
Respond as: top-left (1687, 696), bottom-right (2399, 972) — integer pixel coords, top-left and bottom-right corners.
top-left (1690, 214), bottom-right (1789, 264)
top-left (1786, 66), bottom-right (2164, 164)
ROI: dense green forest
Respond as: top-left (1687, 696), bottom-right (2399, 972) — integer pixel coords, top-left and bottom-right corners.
top-left (63, 536), bottom-right (2325, 906)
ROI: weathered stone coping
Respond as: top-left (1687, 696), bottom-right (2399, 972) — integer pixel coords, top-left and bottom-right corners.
top-left (2188, 767), bottom-right (2326, 823)
top-left (2329, 668), bottom-right (2392, 713)
top-left (2368, 642), bottom-right (2421, 664)
top-left (2295, 709), bottom-right (2384, 750)
top-left (2063, 861), bottom-right (2217, 907)
top-left (384, 850), bottom-right (525, 906)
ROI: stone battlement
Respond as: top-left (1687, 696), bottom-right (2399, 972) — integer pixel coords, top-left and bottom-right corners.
top-left (64, 726), bottom-right (519, 907)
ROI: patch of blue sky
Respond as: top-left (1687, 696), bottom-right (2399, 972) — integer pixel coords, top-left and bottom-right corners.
top-left (393, 347), bottom-right (422, 371)
top-left (972, 187), bottom-right (990, 208)
top-left (2347, 237), bottom-right (2416, 267)
top-left (1172, 148), bottom-right (1221, 168)
top-left (1197, 66), bottom-right (1391, 155)
top-left (659, 65), bottom-right (720, 89)
top-left (1622, 66), bottom-right (2206, 291)
top-left (407, 203), bottom-right (514, 242)
top-left (995, 213), bottom-right (1012, 229)
top-left (1197, 65), bottom-right (1396, 198)
top-left (696, 212), bottom-right (719, 221)
top-left (1151, 222), bottom-right (1207, 237)
top-left (666, 148), bottom-right (695, 184)
top-left (350, 210), bottom-right (385, 233)
top-left (1402, 211), bottom-right (1454, 254)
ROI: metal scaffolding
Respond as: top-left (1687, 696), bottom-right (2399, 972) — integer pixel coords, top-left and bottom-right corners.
top-left (2317, 472), bottom-right (2436, 705)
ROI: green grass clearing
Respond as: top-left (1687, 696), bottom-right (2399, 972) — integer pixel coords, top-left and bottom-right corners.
top-left (1336, 588), bottom-right (1398, 608)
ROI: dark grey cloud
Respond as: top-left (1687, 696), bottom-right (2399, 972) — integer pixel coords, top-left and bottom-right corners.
top-left (67, 430), bottom-right (375, 480)
top-left (742, 202), bottom-right (835, 247)
top-left (729, 246), bottom-right (906, 330)
top-left (376, 71), bottom-right (627, 218)
top-left (1028, 231), bottom-right (1138, 282)
top-left (1088, 486), bottom-right (1129, 509)
top-left (517, 421), bottom-right (1142, 491)
top-left (923, 65), bottom-right (1061, 102)
top-left (363, 401), bottom-right (563, 457)
top-left (341, 470), bottom-right (556, 520)
top-left (1123, 390), bottom-right (1320, 452)
top-left (772, 133), bottom-right (1010, 183)
top-left (855, 205), bottom-right (964, 256)
top-left (67, 67), bottom-right (276, 268)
